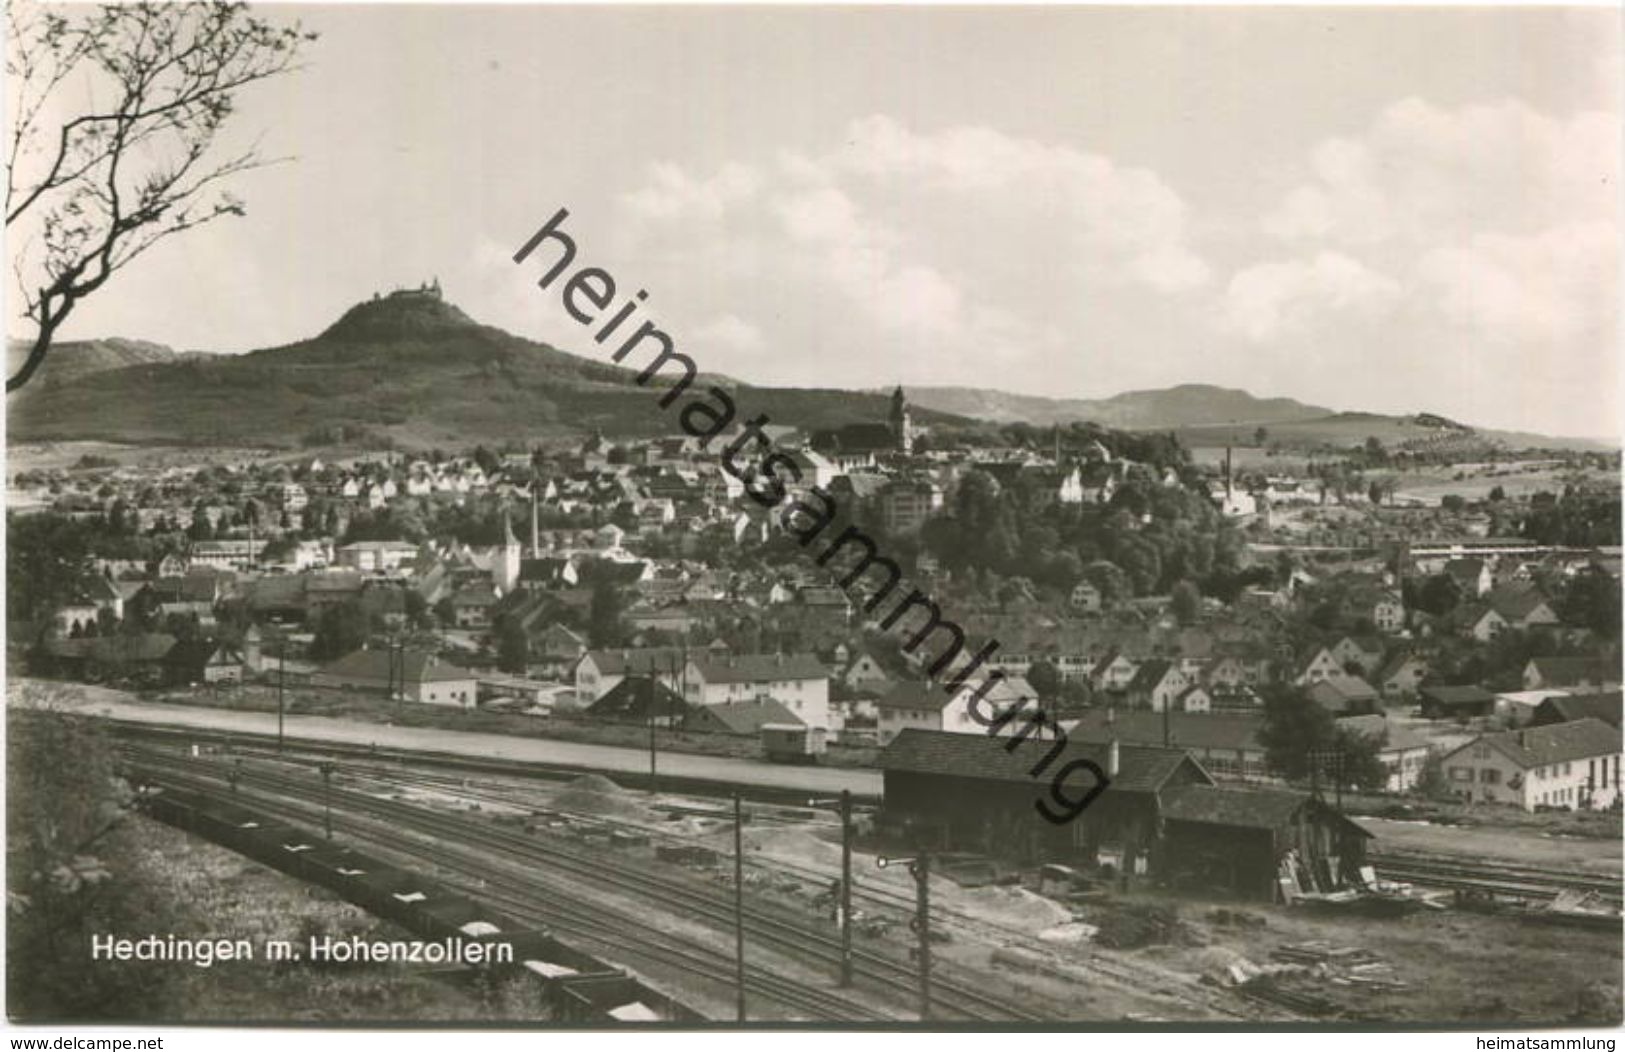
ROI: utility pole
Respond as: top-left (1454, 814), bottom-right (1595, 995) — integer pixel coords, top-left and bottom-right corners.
top-left (647, 669), bottom-right (658, 797)
top-left (809, 790), bottom-right (855, 987)
top-left (840, 790), bottom-right (853, 988)
top-left (276, 635), bottom-right (286, 754)
top-left (733, 793), bottom-right (746, 1022)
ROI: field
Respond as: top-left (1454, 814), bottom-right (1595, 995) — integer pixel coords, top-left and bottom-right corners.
top-left (1194, 444), bottom-right (1613, 509)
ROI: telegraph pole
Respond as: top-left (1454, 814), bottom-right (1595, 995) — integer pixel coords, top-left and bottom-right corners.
top-left (879, 851), bottom-right (932, 1020)
top-left (276, 636), bottom-right (286, 753)
top-left (840, 790), bottom-right (853, 988)
top-left (912, 851), bottom-right (931, 1021)
top-left (809, 790), bottom-right (855, 987)
top-left (733, 793), bottom-right (746, 1022)
top-left (647, 668), bottom-right (658, 796)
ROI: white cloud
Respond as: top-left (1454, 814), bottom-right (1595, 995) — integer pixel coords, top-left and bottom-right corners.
top-left (1235, 97), bottom-right (1619, 437)
top-left (619, 161), bottom-right (761, 224)
top-left (605, 116), bottom-right (1210, 391)
top-left (1264, 99), bottom-right (1618, 249)
top-left (1225, 252), bottom-right (1401, 342)
top-left (692, 313), bottom-right (765, 355)
top-left (1418, 222), bottom-right (1617, 344)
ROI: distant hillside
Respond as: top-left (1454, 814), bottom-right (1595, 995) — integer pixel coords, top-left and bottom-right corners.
top-left (907, 383), bottom-right (1332, 429)
top-left (7, 290), bottom-right (972, 447)
top-left (6, 337), bottom-right (182, 387)
top-left (909, 383), bottom-right (1611, 453)
top-left (1173, 414), bottom-right (1612, 454)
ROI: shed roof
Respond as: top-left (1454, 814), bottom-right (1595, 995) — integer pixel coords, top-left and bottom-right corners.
top-left (1160, 784), bottom-right (1372, 837)
top-left (880, 727), bottom-right (1211, 795)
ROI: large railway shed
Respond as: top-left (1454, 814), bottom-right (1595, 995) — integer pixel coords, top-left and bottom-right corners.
top-left (879, 729), bottom-right (1369, 901)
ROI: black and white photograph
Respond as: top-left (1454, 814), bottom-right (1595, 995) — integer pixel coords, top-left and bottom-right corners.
top-left (3, 0), bottom-right (1621, 1037)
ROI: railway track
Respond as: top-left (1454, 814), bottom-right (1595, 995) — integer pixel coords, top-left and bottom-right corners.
top-left (122, 746), bottom-right (1042, 1023)
top-left (1371, 850), bottom-right (1622, 906)
top-left (127, 741), bottom-right (1265, 1022)
top-left (322, 757), bottom-right (1265, 1020)
top-left (136, 762), bottom-right (892, 1021)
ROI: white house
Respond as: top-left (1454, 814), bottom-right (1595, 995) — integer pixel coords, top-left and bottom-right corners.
top-left (683, 652), bottom-right (831, 730)
top-left (574, 646), bottom-right (689, 702)
top-left (873, 676), bottom-right (1039, 745)
top-left (1439, 718), bottom-right (1622, 812)
top-left (312, 648), bottom-right (477, 707)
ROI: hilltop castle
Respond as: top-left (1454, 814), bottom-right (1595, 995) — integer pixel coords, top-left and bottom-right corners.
top-left (376, 278), bottom-right (443, 302)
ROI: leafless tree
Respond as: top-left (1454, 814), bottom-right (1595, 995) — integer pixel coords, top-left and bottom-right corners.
top-left (5, 1), bottom-right (314, 392)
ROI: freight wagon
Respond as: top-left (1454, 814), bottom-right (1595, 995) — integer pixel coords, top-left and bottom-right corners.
top-left (762, 723), bottom-right (826, 764)
top-left (134, 784), bottom-right (700, 1021)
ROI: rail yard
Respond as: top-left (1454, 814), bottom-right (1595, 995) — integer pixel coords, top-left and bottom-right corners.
top-left (101, 719), bottom-right (1621, 1025)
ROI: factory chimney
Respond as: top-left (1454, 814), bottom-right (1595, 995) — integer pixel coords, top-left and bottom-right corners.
top-left (1106, 707), bottom-right (1120, 778)
top-left (530, 488), bottom-right (541, 557)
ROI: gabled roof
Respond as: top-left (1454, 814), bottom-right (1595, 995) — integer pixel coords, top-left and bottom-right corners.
top-left (74, 575), bottom-right (123, 603)
top-left (690, 652), bottom-right (827, 684)
top-left (1160, 785), bottom-right (1372, 837)
top-left (1533, 692), bottom-right (1622, 729)
top-left (1420, 683), bottom-right (1496, 705)
top-left (1489, 587), bottom-right (1555, 622)
top-left (1308, 676), bottom-right (1379, 703)
top-left (165, 638), bottom-right (243, 670)
top-left (1467, 718), bottom-right (1622, 769)
top-left (582, 646), bottom-right (689, 676)
top-left (695, 698), bottom-right (805, 734)
top-left (1127, 659), bottom-right (1178, 692)
top-left (586, 675), bottom-right (690, 722)
top-left (1336, 635), bottom-right (1386, 657)
top-left (880, 727), bottom-right (1212, 795)
top-left (319, 648), bottom-right (473, 685)
top-left (874, 681), bottom-right (953, 713)
top-left (1374, 650), bottom-right (1426, 683)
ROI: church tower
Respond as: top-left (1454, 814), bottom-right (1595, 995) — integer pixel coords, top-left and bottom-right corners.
top-left (889, 385), bottom-right (914, 454)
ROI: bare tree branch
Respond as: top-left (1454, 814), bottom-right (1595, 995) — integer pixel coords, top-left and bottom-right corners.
top-left (5, 1), bottom-right (315, 393)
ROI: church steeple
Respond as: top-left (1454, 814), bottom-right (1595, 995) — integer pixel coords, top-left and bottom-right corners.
top-left (498, 511), bottom-right (521, 592)
top-left (889, 385), bottom-right (914, 454)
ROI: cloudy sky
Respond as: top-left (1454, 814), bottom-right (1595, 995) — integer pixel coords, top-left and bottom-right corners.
top-left (27, 4), bottom-right (1622, 439)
